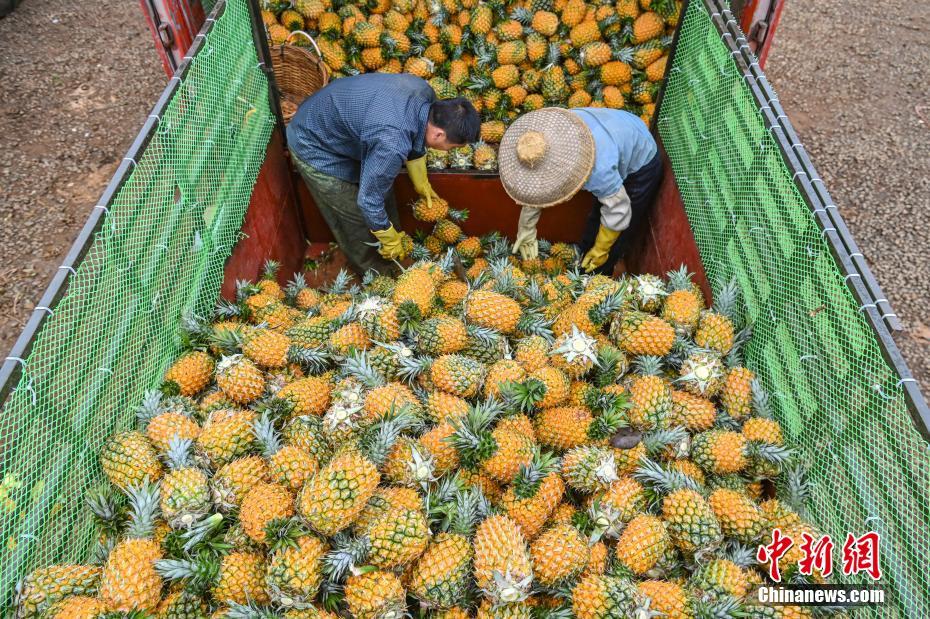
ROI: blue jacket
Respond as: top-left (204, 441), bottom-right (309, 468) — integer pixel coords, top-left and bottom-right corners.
top-left (570, 108), bottom-right (658, 200)
top-left (287, 74), bottom-right (435, 230)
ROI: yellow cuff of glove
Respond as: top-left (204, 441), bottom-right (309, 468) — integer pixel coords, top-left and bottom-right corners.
top-left (581, 226), bottom-right (621, 272)
top-left (371, 225), bottom-right (411, 260)
top-left (406, 156), bottom-right (440, 205)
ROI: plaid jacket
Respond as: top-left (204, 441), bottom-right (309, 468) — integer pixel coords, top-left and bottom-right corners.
top-left (287, 73), bottom-right (435, 230)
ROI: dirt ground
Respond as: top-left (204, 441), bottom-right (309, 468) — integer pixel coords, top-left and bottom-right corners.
top-left (0, 0), bottom-right (927, 392)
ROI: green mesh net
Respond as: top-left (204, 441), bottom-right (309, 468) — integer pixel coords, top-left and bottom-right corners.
top-left (658, 2), bottom-right (929, 616)
top-left (0, 0), bottom-right (273, 609)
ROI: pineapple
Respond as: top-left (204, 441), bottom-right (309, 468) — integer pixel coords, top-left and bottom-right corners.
top-left (409, 533), bottom-right (475, 609)
top-left (638, 580), bottom-right (694, 619)
top-left (215, 355), bottom-right (265, 404)
top-left (669, 389), bottom-right (717, 431)
top-left (160, 438), bottom-right (211, 529)
top-left (597, 476), bottom-right (647, 524)
top-left (14, 565), bottom-right (100, 619)
top-left (136, 391), bottom-right (201, 454)
top-left (298, 450), bottom-right (380, 536)
top-left (708, 488), bottom-right (766, 543)
top-left (720, 366), bottom-right (755, 420)
top-left (99, 482), bottom-right (163, 612)
top-left (366, 506), bottom-right (430, 568)
top-left (450, 144), bottom-right (475, 169)
top-left (100, 430), bottom-right (163, 490)
top-left (571, 573), bottom-right (642, 619)
top-left (530, 367), bottom-right (571, 408)
top-left (425, 390), bottom-right (470, 422)
top-left (430, 354), bottom-right (486, 398)
top-left (691, 430), bottom-right (748, 475)
top-left (530, 524), bottom-right (590, 586)
top-left (473, 515), bottom-right (534, 603)
top-left (632, 11), bottom-right (664, 43)
top-left (240, 482), bottom-right (295, 543)
top-left (614, 514), bottom-right (670, 575)
top-left (276, 376), bottom-right (332, 417)
top-left (627, 357), bottom-right (672, 430)
top-left (164, 351), bottom-right (214, 397)
top-left (44, 595), bottom-right (108, 619)
top-left (484, 359), bottom-right (527, 399)
top-left (694, 281), bottom-right (739, 354)
top-left (534, 406), bottom-right (593, 451)
top-left (344, 570), bottom-right (406, 619)
top-left (197, 408), bottom-right (256, 467)
top-left (690, 559), bottom-right (750, 599)
top-left (562, 446), bottom-right (619, 493)
top-left (215, 552), bottom-right (272, 605)
top-left (662, 266), bottom-right (702, 333)
top-left (412, 196), bottom-right (450, 222)
top-left (211, 455), bottom-right (269, 510)
top-left (418, 316), bottom-right (469, 356)
top-left (499, 451), bottom-right (564, 538)
top-left (266, 533), bottom-right (327, 608)
top-left (465, 289), bottom-right (522, 334)
top-left (611, 311), bottom-right (675, 356)
top-left (550, 326), bottom-right (599, 379)
top-left (677, 351), bottom-right (725, 399)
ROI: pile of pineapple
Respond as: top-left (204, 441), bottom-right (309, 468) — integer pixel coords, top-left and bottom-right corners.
top-left (16, 206), bottom-right (842, 619)
top-left (261, 0), bottom-right (678, 170)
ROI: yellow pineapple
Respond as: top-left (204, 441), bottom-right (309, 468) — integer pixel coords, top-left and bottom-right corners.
top-left (164, 351), bottom-right (214, 396)
top-left (638, 580), bottom-right (694, 619)
top-left (267, 534), bottom-right (327, 607)
top-left (409, 533), bottom-right (474, 609)
top-left (15, 565), bottom-right (101, 619)
top-left (366, 506), bottom-right (430, 568)
top-left (240, 482), bottom-right (295, 543)
top-left (465, 290), bottom-right (522, 334)
top-left (344, 570), bottom-right (406, 619)
top-left (430, 354), bottom-right (485, 398)
top-left (571, 573), bottom-right (641, 619)
top-left (614, 514), bottom-right (670, 575)
top-left (530, 524), bottom-right (589, 586)
top-left (215, 355), bottom-right (265, 404)
top-left (100, 430), bottom-right (163, 490)
top-left (298, 450), bottom-right (380, 536)
top-left (197, 408), bottom-right (256, 467)
top-left (473, 515), bottom-right (534, 603)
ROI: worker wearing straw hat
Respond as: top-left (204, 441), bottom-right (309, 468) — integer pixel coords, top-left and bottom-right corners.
top-left (499, 107), bottom-right (662, 274)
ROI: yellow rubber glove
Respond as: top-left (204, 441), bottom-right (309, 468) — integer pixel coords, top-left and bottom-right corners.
top-left (581, 225), bottom-right (621, 272)
top-left (406, 155), bottom-right (440, 208)
top-left (371, 225), bottom-right (410, 260)
top-left (511, 206), bottom-right (541, 261)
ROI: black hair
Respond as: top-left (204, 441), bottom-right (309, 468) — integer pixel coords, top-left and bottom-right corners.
top-left (429, 98), bottom-right (481, 144)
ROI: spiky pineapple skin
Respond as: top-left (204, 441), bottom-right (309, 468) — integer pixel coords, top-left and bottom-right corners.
top-left (473, 515), bottom-right (533, 603)
top-left (298, 451), bottom-right (380, 536)
top-left (409, 533), bottom-right (474, 609)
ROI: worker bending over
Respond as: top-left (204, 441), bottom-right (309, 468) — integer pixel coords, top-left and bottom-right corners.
top-left (287, 73), bottom-right (480, 273)
top-left (499, 107), bottom-right (662, 274)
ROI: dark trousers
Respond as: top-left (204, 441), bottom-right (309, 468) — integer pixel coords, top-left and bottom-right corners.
top-left (579, 153), bottom-right (663, 276)
top-left (290, 149), bottom-right (400, 276)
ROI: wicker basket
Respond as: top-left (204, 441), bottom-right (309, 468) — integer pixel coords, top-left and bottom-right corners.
top-left (269, 31), bottom-right (329, 124)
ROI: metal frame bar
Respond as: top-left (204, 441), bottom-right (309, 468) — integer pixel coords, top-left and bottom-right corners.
top-left (0, 0), bottom-right (229, 405)
top-left (701, 0), bottom-right (930, 440)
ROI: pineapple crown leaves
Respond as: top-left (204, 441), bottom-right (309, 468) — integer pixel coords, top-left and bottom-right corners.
top-left (324, 269), bottom-right (355, 296)
top-left (641, 426), bottom-right (690, 459)
top-left (498, 378), bottom-right (546, 414)
top-left (178, 311), bottom-right (213, 352)
top-left (430, 481), bottom-right (490, 537)
top-left (264, 516), bottom-right (311, 553)
top-left (89, 537), bottom-right (118, 566)
top-left (691, 595), bottom-right (745, 619)
top-left (287, 345), bottom-right (332, 374)
top-left (209, 325), bottom-right (245, 356)
top-left (135, 389), bottom-right (167, 425)
top-left (712, 408), bottom-right (742, 432)
top-left (123, 479), bottom-right (161, 540)
top-left (155, 555), bottom-right (220, 593)
top-left (252, 411), bottom-right (282, 458)
top-left (512, 448), bottom-right (561, 499)
top-left (284, 271), bottom-right (308, 303)
top-left (665, 264), bottom-right (694, 291)
top-left (449, 399), bottom-right (505, 469)
top-left (750, 379), bottom-right (773, 419)
top-left (593, 345), bottom-right (626, 387)
top-left (356, 405), bottom-right (423, 467)
top-left (531, 603), bottom-right (575, 619)
top-left (254, 393), bottom-right (297, 424)
top-left (748, 441), bottom-right (794, 465)
top-left (235, 279), bottom-right (262, 302)
top-left (323, 531), bottom-right (372, 582)
top-left (725, 324), bottom-right (753, 368)
top-left (776, 461), bottom-right (812, 519)
top-left (633, 458), bottom-right (703, 495)
top-left (587, 400), bottom-right (629, 442)
top-left (86, 486), bottom-right (127, 539)
top-left (162, 513), bottom-right (228, 558)
top-left (340, 350), bottom-right (387, 389)
top-left (721, 540), bottom-right (758, 569)
top-left (165, 436), bottom-right (197, 471)
top-left (710, 277), bottom-right (742, 323)
top-left (261, 259), bottom-right (281, 281)
top-left (224, 601), bottom-right (285, 619)
top-left (583, 498), bottom-right (626, 544)
top-left (516, 309), bottom-right (555, 341)
top-left (633, 354), bottom-right (665, 377)
top-left (520, 279), bottom-right (547, 308)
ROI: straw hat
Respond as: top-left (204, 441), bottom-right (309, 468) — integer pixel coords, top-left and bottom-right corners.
top-left (498, 108), bottom-right (596, 208)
